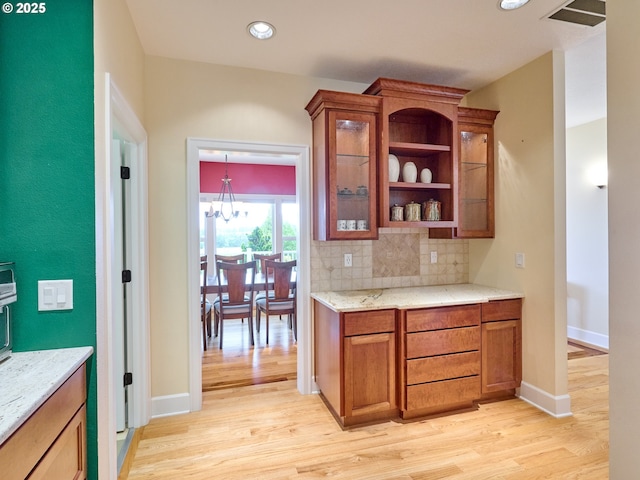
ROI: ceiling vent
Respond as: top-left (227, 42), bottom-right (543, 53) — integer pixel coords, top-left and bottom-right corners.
top-left (547, 0), bottom-right (605, 27)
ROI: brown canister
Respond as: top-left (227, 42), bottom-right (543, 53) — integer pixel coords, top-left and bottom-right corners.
top-left (391, 204), bottom-right (404, 221)
top-left (405, 201), bottom-right (421, 222)
top-left (424, 199), bottom-right (441, 221)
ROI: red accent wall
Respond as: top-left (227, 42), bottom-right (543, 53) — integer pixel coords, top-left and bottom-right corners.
top-left (200, 162), bottom-right (296, 195)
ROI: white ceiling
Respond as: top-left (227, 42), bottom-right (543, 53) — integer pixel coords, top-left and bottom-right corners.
top-left (126, 0), bottom-right (606, 128)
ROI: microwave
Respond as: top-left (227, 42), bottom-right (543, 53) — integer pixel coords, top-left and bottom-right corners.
top-left (0, 262), bottom-right (17, 362)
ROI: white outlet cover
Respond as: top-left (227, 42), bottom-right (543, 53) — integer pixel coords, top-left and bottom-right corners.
top-left (38, 279), bottom-right (74, 311)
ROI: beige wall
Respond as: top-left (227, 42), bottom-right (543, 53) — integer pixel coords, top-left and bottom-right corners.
top-left (94, 0), bottom-right (145, 119)
top-left (608, 1), bottom-right (640, 476)
top-left (144, 56), bottom-right (368, 396)
top-left (464, 52), bottom-right (568, 399)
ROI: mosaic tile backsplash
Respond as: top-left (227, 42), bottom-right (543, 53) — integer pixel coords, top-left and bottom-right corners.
top-left (310, 228), bottom-right (469, 292)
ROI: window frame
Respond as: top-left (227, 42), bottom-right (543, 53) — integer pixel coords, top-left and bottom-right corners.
top-left (199, 193), bottom-right (297, 261)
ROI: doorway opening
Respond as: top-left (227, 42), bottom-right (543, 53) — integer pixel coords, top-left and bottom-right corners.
top-left (186, 138), bottom-right (312, 413)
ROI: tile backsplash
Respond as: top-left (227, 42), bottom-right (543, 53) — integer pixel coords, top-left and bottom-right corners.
top-left (310, 228), bottom-right (469, 292)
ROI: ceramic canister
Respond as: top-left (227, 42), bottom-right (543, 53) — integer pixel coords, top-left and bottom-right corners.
top-left (405, 201), bottom-right (421, 222)
top-left (391, 204), bottom-right (404, 221)
top-left (402, 161), bottom-right (418, 183)
top-left (424, 199), bottom-right (441, 221)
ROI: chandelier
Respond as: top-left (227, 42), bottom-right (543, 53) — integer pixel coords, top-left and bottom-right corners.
top-left (205, 155), bottom-right (246, 222)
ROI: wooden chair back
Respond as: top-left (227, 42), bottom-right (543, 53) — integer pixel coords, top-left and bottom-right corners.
top-left (253, 252), bottom-right (281, 274)
top-left (216, 260), bottom-right (256, 305)
top-left (264, 259), bottom-right (296, 303)
top-left (215, 254), bottom-right (245, 264)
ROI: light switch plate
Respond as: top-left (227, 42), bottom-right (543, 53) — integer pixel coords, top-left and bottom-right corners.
top-left (515, 253), bottom-right (525, 269)
top-left (38, 279), bottom-right (74, 311)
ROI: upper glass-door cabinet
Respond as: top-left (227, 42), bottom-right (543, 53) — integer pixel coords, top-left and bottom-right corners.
top-left (432, 107), bottom-right (499, 239)
top-left (306, 90), bottom-right (381, 240)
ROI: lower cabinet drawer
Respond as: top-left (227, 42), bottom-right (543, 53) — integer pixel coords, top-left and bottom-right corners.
top-left (406, 304), bottom-right (480, 332)
top-left (406, 376), bottom-right (480, 411)
top-left (406, 351), bottom-right (480, 385)
top-left (481, 299), bottom-right (522, 322)
top-left (344, 309), bottom-right (395, 336)
top-left (406, 326), bottom-right (480, 359)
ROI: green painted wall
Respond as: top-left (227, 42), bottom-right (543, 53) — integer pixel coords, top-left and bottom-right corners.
top-left (0, 2), bottom-right (98, 478)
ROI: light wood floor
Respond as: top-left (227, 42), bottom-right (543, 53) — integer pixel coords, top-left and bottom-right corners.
top-left (125, 343), bottom-right (608, 479)
top-left (202, 316), bottom-right (297, 391)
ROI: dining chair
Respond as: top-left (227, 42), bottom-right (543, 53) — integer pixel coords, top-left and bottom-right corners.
top-left (252, 252), bottom-right (282, 311)
top-left (255, 259), bottom-right (297, 344)
top-left (212, 253), bottom-right (246, 331)
top-left (200, 258), bottom-right (212, 351)
top-left (214, 260), bottom-right (256, 349)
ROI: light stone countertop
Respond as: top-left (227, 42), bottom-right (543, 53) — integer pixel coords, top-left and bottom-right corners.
top-left (0, 346), bottom-right (93, 445)
top-left (311, 283), bottom-right (523, 312)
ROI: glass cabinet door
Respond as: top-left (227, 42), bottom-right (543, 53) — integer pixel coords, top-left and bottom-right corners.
top-left (458, 126), bottom-right (493, 237)
top-left (329, 111), bottom-right (378, 239)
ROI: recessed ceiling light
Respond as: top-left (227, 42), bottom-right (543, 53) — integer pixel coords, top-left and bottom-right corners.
top-left (499, 0), bottom-right (530, 10)
top-left (247, 21), bottom-right (276, 40)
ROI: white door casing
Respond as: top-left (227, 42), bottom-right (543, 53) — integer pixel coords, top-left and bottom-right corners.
top-left (97, 74), bottom-right (151, 478)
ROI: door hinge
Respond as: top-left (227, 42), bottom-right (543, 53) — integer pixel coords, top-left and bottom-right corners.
top-left (120, 166), bottom-right (131, 180)
top-left (123, 372), bottom-right (133, 387)
top-left (122, 270), bottom-right (132, 283)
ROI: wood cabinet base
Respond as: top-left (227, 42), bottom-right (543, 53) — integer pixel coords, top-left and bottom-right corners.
top-left (319, 393), bottom-right (398, 428)
top-left (314, 298), bottom-right (522, 427)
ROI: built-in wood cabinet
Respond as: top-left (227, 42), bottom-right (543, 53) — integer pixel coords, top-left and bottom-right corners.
top-left (306, 79), bottom-right (501, 238)
top-left (399, 304), bottom-right (481, 419)
top-left (1, 364), bottom-right (87, 480)
top-left (314, 300), bottom-right (397, 426)
top-left (312, 291), bottom-right (523, 426)
top-left (481, 299), bottom-right (523, 396)
top-left (305, 90), bottom-right (381, 241)
top-left (364, 78), bottom-right (468, 228)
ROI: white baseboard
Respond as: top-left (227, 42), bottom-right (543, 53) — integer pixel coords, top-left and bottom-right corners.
top-left (567, 326), bottom-right (609, 351)
top-left (518, 381), bottom-right (572, 418)
top-left (151, 393), bottom-right (191, 418)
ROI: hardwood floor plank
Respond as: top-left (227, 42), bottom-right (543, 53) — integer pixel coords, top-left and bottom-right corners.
top-left (126, 346), bottom-right (608, 480)
top-left (202, 316), bottom-right (297, 391)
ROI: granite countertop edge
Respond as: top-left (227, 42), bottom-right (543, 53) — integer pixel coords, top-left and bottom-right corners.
top-left (0, 346), bottom-right (94, 445)
top-left (310, 283), bottom-right (524, 312)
